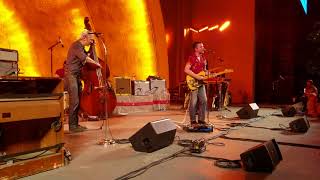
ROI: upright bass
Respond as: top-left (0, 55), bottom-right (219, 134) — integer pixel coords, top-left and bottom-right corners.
top-left (80, 17), bottom-right (116, 118)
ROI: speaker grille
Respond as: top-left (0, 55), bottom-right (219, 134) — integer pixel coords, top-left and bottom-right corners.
top-left (236, 103), bottom-right (259, 119)
top-left (240, 139), bottom-right (282, 172)
top-left (129, 119), bottom-right (176, 153)
top-left (281, 106), bottom-right (297, 117)
top-left (289, 117), bottom-right (310, 133)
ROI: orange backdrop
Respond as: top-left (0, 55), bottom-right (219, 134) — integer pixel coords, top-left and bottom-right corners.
top-left (161, 0), bottom-right (255, 104)
top-left (0, 0), bottom-right (168, 83)
top-left (191, 0), bottom-right (255, 104)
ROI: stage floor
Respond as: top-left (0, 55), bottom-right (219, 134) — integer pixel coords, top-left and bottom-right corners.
top-left (24, 106), bottom-right (320, 180)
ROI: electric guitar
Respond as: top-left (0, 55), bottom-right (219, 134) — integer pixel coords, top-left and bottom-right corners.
top-left (186, 69), bottom-right (234, 90)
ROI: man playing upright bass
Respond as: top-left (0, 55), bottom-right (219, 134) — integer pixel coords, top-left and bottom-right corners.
top-left (64, 30), bottom-right (102, 133)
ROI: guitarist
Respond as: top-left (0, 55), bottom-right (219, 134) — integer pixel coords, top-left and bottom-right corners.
top-left (184, 42), bottom-right (208, 125)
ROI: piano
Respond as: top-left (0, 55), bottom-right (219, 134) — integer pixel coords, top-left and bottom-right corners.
top-left (0, 76), bottom-right (65, 179)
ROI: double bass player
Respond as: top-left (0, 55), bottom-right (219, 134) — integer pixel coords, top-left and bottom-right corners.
top-left (65, 30), bottom-right (101, 133)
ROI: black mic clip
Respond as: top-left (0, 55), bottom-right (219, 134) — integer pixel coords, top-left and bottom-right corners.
top-left (58, 36), bottom-right (64, 48)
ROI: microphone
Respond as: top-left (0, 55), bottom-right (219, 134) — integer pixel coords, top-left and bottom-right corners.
top-left (58, 37), bottom-right (64, 47)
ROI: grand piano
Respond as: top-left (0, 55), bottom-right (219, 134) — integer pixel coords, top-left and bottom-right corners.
top-left (0, 76), bottom-right (65, 179)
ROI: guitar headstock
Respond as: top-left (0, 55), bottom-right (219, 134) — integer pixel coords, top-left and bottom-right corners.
top-left (84, 17), bottom-right (92, 31)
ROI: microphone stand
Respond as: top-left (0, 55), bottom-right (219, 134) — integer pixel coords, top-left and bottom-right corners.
top-left (48, 40), bottom-right (62, 77)
top-left (95, 34), bottom-right (115, 146)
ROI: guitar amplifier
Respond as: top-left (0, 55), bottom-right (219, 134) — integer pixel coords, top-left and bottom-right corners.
top-left (132, 80), bottom-right (150, 96)
top-left (150, 79), bottom-right (166, 93)
top-left (114, 77), bottom-right (131, 95)
top-left (0, 48), bottom-right (18, 77)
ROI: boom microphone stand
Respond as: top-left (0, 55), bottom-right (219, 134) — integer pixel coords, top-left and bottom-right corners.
top-left (94, 33), bottom-right (115, 146)
top-left (48, 37), bottom-right (64, 77)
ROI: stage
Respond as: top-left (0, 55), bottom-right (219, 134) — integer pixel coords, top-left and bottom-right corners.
top-left (26, 106), bottom-right (320, 180)
top-left (1, 0), bottom-right (320, 179)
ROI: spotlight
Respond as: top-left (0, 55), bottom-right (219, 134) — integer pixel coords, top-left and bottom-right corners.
top-left (208, 25), bottom-right (219, 31)
top-left (198, 26), bottom-right (208, 32)
top-left (184, 28), bottom-right (188, 37)
top-left (189, 28), bottom-right (198, 33)
top-left (166, 33), bottom-right (170, 44)
top-left (219, 21), bottom-right (231, 32)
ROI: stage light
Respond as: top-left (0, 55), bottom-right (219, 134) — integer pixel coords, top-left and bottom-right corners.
top-left (0, 1), bottom-right (39, 76)
top-left (184, 28), bottom-right (189, 37)
top-left (208, 25), bottom-right (219, 31)
top-left (166, 33), bottom-right (170, 44)
top-left (70, 8), bottom-right (85, 40)
top-left (198, 26), bottom-right (208, 32)
top-left (300, 0), bottom-right (307, 14)
top-left (189, 28), bottom-right (198, 33)
top-left (127, 0), bottom-right (156, 79)
top-left (219, 21), bottom-right (231, 32)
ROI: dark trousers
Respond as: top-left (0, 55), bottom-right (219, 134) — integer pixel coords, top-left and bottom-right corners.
top-left (66, 74), bottom-right (82, 128)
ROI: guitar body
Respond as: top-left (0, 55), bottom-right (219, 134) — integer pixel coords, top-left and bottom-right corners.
top-left (186, 69), bottom-right (234, 91)
top-left (186, 71), bottom-right (206, 91)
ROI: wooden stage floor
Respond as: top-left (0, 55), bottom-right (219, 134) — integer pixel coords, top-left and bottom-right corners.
top-left (25, 106), bottom-right (320, 180)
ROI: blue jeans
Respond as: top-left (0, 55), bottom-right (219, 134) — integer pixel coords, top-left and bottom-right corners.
top-left (65, 74), bottom-right (82, 128)
top-left (189, 85), bottom-right (207, 123)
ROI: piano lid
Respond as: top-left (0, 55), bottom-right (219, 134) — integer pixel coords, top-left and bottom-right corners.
top-left (0, 76), bottom-right (62, 97)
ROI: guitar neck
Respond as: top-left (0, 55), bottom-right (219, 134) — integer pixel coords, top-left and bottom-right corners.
top-left (208, 70), bottom-right (233, 78)
top-left (215, 72), bottom-right (226, 76)
top-left (206, 72), bottom-right (224, 78)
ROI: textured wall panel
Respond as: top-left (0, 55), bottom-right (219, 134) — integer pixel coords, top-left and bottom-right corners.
top-left (192, 0), bottom-right (255, 103)
top-left (0, 0), bottom-right (89, 76)
top-left (0, 0), bottom-right (168, 83)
